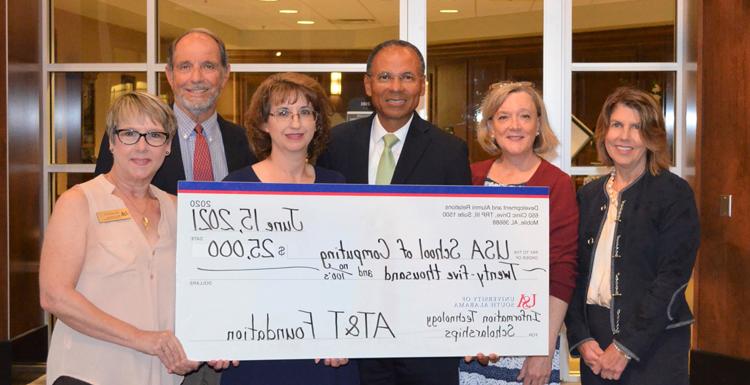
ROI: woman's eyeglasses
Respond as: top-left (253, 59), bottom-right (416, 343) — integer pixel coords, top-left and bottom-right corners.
top-left (268, 108), bottom-right (318, 123)
top-left (114, 129), bottom-right (170, 146)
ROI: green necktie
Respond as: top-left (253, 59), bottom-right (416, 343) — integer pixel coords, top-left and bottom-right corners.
top-left (375, 133), bottom-right (399, 185)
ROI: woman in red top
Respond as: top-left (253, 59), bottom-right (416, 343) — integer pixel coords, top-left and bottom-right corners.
top-left (461, 81), bottom-right (578, 385)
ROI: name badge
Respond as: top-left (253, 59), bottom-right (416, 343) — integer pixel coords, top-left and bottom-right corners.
top-left (96, 208), bottom-right (131, 223)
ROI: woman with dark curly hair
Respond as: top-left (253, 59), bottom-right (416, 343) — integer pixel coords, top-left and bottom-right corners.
top-left (221, 73), bottom-right (356, 384)
top-left (565, 86), bottom-right (699, 384)
top-left (224, 72), bottom-right (343, 184)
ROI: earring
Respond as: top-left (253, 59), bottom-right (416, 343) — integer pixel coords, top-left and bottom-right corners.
top-left (536, 131), bottom-right (540, 136)
top-left (165, 150), bottom-right (171, 155)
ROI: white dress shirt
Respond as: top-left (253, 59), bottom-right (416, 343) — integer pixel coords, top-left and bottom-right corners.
top-left (586, 192), bottom-right (617, 308)
top-left (367, 114), bottom-right (412, 184)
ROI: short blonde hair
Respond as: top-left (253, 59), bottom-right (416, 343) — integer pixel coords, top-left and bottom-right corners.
top-left (594, 87), bottom-right (670, 175)
top-left (476, 81), bottom-right (558, 156)
top-left (106, 91), bottom-right (176, 143)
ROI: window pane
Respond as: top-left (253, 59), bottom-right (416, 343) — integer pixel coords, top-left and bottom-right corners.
top-left (51, 173), bottom-right (95, 204)
top-left (158, 1), bottom-right (398, 64)
top-left (427, 1), bottom-right (543, 163)
top-left (52, 0), bottom-right (147, 62)
top-left (572, 0), bottom-right (675, 62)
top-left (158, 72), bottom-right (367, 127)
top-left (52, 72), bottom-right (147, 164)
top-left (571, 71), bottom-right (675, 167)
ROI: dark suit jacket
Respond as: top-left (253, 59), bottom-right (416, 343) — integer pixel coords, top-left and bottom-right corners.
top-left (94, 114), bottom-right (256, 195)
top-left (317, 113), bottom-right (471, 186)
top-left (317, 112), bottom-right (470, 385)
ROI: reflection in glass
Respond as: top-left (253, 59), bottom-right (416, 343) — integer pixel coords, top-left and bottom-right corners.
top-left (158, 0), bottom-right (398, 64)
top-left (51, 173), bottom-right (95, 204)
top-left (426, 1), bottom-right (543, 162)
top-left (157, 72), bottom-right (367, 128)
top-left (573, 0), bottom-right (675, 62)
top-left (52, 0), bottom-right (147, 63)
top-left (52, 72), bottom-right (147, 164)
top-left (571, 71), bottom-right (676, 167)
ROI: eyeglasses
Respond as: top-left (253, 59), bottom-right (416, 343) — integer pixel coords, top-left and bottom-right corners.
top-left (268, 108), bottom-right (318, 123)
top-left (367, 72), bottom-right (422, 84)
top-left (114, 129), bottom-right (170, 146)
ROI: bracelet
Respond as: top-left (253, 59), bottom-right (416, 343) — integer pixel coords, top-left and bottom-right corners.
top-left (613, 344), bottom-right (632, 360)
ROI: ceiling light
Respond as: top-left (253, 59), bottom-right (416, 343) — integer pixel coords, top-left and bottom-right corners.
top-left (330, 72), bottom-right (342, 95)
top-left (297, 20), bottom-right (315, 25)
top-left (279, 9), bottom-right (298, 14)
top-left (275, 51), bottom-right (282, 57)
top-left (440, 9), bottom-right (459, 14)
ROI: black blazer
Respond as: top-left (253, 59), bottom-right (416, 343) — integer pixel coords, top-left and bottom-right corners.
top-left (565, 170), bottom-right (699, 361)
top-left (94, 114), bottom-right (256, 195)
top-left (317, 113), bottom-right (471, 186)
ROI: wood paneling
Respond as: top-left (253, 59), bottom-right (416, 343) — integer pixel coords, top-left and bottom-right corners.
top-left (431, 61), bottom-right (469, 142)
top-left (573, 25), bottom-right (674, 62)
top-left (426, 27), bottom-right (671, 163)
top-left (228, 49), bottom-right (370, 64)
top-left (7, 0), bottom-right (43, 338)
top-left (1, 0), bottom-right (9, 381)
top-left (696, 0), bottom-right (750, 360)
top-left (1, 0), bottom-right (10, 345)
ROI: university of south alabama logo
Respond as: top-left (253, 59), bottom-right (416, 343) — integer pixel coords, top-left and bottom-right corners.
top-left (517, 294), bottom-right (537, 309)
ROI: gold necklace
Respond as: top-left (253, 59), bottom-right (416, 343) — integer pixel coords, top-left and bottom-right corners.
top-left (108, 175), bottom-right (153, 229)
top-left (120, 190), bottom-right (152, 229)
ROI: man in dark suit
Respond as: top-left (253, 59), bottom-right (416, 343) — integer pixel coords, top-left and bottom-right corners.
top-left (95, 28), bottom-right (255, 194)
top-left (317, 40), bottom-right (471, 385)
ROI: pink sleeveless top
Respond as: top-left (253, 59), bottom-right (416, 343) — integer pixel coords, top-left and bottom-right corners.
top-left (46, 175), bottom-right (181, 385)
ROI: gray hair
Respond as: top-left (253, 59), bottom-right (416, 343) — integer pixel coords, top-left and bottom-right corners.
top-left (166, 28), bottom-right (228, 70)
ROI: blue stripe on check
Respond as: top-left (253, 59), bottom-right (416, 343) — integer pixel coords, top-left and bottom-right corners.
top-left (178, 181), bottom-right (549, 197)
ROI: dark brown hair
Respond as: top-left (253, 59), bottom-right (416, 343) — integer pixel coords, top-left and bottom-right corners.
top-left (594, 86), bottom-right (670, 175)
top-left (245, 73), bottom-right (332, 162)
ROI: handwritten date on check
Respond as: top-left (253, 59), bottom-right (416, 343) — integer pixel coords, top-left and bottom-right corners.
top-left (175, 182), bottom-right (549, 361)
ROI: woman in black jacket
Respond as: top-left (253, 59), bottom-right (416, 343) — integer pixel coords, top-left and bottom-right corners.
top-left (565, 87), bottom-right (699, 384)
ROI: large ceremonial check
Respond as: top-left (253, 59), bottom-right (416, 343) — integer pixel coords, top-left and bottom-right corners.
top-left (175, 181), bottom-right (549, 361)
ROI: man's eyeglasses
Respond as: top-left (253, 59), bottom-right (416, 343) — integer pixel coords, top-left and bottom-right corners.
top-left (367, 72), bottom-right (422, 84)
top-left (114, 129), bottom-right (170, 147)
top-left (268, 108), bottom-right (318, 123)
